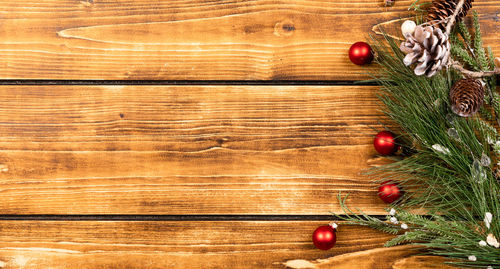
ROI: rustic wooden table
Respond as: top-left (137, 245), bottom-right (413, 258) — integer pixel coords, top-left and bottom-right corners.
top-left (0, 0), bottom-right (498, 268)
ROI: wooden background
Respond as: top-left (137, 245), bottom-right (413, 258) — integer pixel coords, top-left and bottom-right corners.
top-left (0, 0), bottom-right (497, 268)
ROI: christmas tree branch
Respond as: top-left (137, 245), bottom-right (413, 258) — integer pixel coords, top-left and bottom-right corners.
top-left (339, 24), bottom-right (500, 267)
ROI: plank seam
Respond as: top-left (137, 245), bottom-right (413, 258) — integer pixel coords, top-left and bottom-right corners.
top-left (0, 215), bottom-right (389, 221)
top-left (0, 80), bottom-right (377, 86)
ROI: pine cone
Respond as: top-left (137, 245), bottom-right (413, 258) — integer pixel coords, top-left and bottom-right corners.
top-left (427, 0), bottom-right (474, 30)
top-left (449, 78), bottom-right (484, 117)
top-left (400, 25), bottom-right (450, 77)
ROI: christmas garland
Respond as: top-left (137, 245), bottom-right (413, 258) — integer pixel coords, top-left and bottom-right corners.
top-left (332, 0), bottom-right (500, 267)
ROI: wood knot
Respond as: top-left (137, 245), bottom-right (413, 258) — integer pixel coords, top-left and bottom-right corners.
top-left (283, 259), bottom-right (315, 268)
top-left (80, 0), bottom-right (94, 8)
top-left (216, 137), bottom-right (229, 147)
top-left (274, 20), bottom-right (295, 37)
top-left (0, 164), bottom-right (8, 173)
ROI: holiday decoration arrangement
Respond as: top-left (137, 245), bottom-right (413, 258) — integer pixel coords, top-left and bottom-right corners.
top-left (314, 0), bottom-right (500, 267)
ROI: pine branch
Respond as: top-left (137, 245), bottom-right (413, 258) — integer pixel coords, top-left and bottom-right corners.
top-left (445, 0), bottom-right (465, 35)
top-left (338, 21), bottom-right (500, 267)
top-left (450, 35), bottom-right (477, 68)
top-left (451, 59), bottom-right (500, 78)
top-left (446, 7), bottom-right (499, 78)
top-left (457, 21), bottom-right (472, 46)
top-left (472, 11), bottom-right (489, 70)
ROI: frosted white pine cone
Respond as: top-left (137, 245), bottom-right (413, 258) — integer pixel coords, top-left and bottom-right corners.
top-left (400, 25), bottom-right (450, 77)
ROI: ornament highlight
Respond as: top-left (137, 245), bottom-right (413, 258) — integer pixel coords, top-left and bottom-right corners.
top-left (312, 224), bottom-right (337, 250)
top-left (378, 181), bottom-right (403, 203)
top-left (374, 131), bottom-right (398, 155)
top-left (401, 20), bottom-right (416, 36)
top-left (349, 42), bottom-right (374, 65)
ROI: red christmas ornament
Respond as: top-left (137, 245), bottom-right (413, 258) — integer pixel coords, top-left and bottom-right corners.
top-left (312, 224), bottom-right (337, 250)
top-left (378, 181), bottom-right (404, 203)
top-left (349, 42), bottom-right (374, 65)
top-left (374, 131), bottom-right (398, 155)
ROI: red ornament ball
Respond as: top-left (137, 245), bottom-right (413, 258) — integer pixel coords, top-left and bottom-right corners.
top-left (378, 181), bottom-right (404, 204)
top-left (374, 131), bottom-right (398, 155)
top-left (349, 42), bottom-right (374, 65)
top-left (312, 225), bottom-right (336, 250)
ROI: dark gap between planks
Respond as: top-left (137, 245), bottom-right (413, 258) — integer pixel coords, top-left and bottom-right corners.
top-left (0, 80), bottom-right (377, 86)
top-left (0, 215), bottom-right (392, 221)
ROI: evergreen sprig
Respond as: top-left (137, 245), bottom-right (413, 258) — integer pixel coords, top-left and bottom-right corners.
top-left (336, 13), bottom-right (500, 268)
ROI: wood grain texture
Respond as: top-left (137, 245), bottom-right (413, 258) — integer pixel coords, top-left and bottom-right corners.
top-left (0, 85), bottom-right (394, 215)
top-left (0, 0), bottom-right (498, 80)
top-left (0, 221), bottom-right (454, 269)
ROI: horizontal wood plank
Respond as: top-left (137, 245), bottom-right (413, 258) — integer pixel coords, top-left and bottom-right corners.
top-left (0, 85), bottom-right (393, 215)
top-left (0, 221), bottom-right (453, 268)
top-left (0, 0), bottom-right (498, 80)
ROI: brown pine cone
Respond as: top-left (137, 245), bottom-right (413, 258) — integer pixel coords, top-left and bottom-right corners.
top-left (427, 0), bottom-right (474, 30)
top-left (449, 78), bottom-right (484, 117)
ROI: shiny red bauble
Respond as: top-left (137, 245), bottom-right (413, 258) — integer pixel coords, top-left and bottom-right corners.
top-left (378, 181), bottom-right (404, 203)
top-left (312, 225), bottom-right (336, 250)
top-left (349, 42), bottom-right (374, 65)
top-left (374, 131), bottom-right (398, 155)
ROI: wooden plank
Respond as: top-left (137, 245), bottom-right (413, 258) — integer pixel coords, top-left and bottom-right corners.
top-left (0, 221), bottom-right (454, 268)
top-left (0, 0), bottom-right (497, 80)
top-left (0, 85), bottom-right (392, 214)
